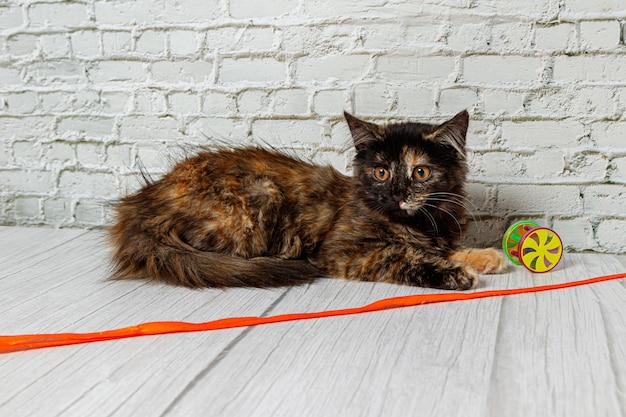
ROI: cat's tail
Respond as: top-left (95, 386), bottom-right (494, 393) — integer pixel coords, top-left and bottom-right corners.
top-left (108, 228), bottom-right (322, 288)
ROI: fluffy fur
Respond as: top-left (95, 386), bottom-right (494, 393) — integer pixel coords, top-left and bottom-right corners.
top-left (109, 111), bottom-right (505, 290)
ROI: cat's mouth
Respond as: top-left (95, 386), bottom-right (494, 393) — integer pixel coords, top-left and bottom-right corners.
top-left (398, 200), bottom-right (422, 216)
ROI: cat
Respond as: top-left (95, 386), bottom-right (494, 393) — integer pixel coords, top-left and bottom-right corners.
top-left (109, 110), bottom-right (506, 291)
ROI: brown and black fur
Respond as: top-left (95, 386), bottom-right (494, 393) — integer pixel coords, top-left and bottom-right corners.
top-left (109, 110), bottom-right (505, 291)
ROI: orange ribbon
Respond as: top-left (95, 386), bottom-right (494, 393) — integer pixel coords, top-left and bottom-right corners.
top-left (2, 271), bottom-right (625, 354)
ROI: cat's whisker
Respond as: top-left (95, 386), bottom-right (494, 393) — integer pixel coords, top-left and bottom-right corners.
top-left (424, 203), bottom-right (464, 238)
top-left (428, 192), bottom-right (481, 213)
top-left (418, 207), bottom-right (439, 235)
top-left (426, 193), bottom-right (479, 226)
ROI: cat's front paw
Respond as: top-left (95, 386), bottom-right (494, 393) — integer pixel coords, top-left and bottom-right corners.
top-left (421, 261), bottom-right (478, 291)
top-left (449, 247), bottom-right (507, 274)
top-left (440, 262), bottom-right (479, 291)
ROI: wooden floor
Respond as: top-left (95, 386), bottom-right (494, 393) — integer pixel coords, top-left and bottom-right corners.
top-left (1, 226), bottom-right (626, 417)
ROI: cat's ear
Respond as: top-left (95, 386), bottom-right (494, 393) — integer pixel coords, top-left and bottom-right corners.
top-left (427, 110), bottom-right (469, 156)
top-left (344, 112), bottom-right (384, 152)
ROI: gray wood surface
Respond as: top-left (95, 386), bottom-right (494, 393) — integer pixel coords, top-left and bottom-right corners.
top-left (1, 226), bottom-right (625, 417)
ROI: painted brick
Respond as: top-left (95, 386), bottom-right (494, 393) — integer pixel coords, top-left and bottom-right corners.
top-left (120, 116), bottom-right (181, 141)
top-left (0, 68), bottom-right (22, 85)
top-left (44, 198), bottom-right (71, 223)
top-left (169, 92), bottom-right (200, 114)
top-left (297, 54), bottom-right (371, 82)
top-left (0, 6), bottom-right (23, 30)
top-left (534, 24), bottom-right (575, 52)
top-left (14, 197), bottom-right (41, 218)
top-left (0, 171), bottom-right (55, 194)
top-left (157, 0), bottom-right (222, 23)
top-left (151, 61), bottom-right (213, 83)
top-left (490, 23), bottom-right (533, 53)
top-left (230, 0), bottom-right (296, 18)
top-left (106, 144), bottom-right (133, 169)
top-left (135, 90), bottom-right (167, 114)
top-left (206, 28), bottom-right (275, 54)
top-left (580, 20), bottom-right (621, 50)
top-left (460, 218), bottom-right (504, 249)
top-left (77, 143), bottom-right (105, 166)
top-left (553, 55), bottom-right (626, 82)
top-left (466, 121), bottom-right (499, 149)
top-left (438, 88), bottom-right (478, 114)
top-left (1, 117), bottom-right (55, 140)
top-left (570, 87), bottom-right (618, 118)
top-left (88, 61), bottom-right (146, 83)
top-left (95, 0), bottom-right (221, 25)
top-left (6, 34), bottom-right (38, 57)
top-left (273, 89), bottom-right (309, 116)
top-left (474, 150), bottom-right (567, 182)
top-left (496, 184), bottom-right (582, 216)
top-left (314, 90), bottom-right (348, 116)
top-left (552, 217), bottom-right (597, 251)
top-left (565, 0), bottom-right (624, 13)
top-left (58, 171), bottom-right (117, 197)
top-left (75, 200), bottom-right (105, 224)
top-left (501, 120), bottom-right (583, 148)
top-left (237, 89), bottom-right (272, 115)
top-left (220, 58), bottom-right (285, 83)
top-left (396, 87), bottom-right (434, 116)
top-left (596, 220), bottom-right (626, 253)
top-left (28, 3), bottom-right (91, 28)
top-left (0, 0), bottom-right (624, 252)
top-left (564, 152), bottom-right (609, 181)
top-left (463, 56), bottom-right (542, 83)
top-left (169, 31), bottom-right (200, 56)
top-left (101, 91), bottom-right (132, 114)
top-left (446, 24), bottom-right (491, 53)
top-left (583, 185), bottom-right (626, 215)
top-left (71, 31), bottom-right (101, 57)
top-left (481, 90), bottom-right (524, 115)
top-left (94, 0), bottom-right (157, 25)
top-left (202, 92), bottom-right (236, 115)
top-left (39, 34), bottom-right (71, 59)
top-left (102, 31), bottom-right (133, 56)
top-left (57, 117), bottom-right (115, 140)
top-left (188, 117), bottom-right (249, 143)
top-left (377, 56), bottom-right (456, 82)
top-left (44, 142), bottom-right (75, 166)
top-left (13, 140), bottom-right (41, 162)
top-left (301, 0), bottom-right (386, 18)
top-left (353, 83), bottom-right (396, 115)
top-left (2, 92), bottom-right (37, 114)
top-left (590, 122), bottom-right (626, 148)
top-left (360, 23), bottom-right (406, 50)
top-left (611, 157), bottom-right (626, 183)
top-left (252, 119), bottom-right (322, 144)
top-left (136, 30), bottom-right (166, 56)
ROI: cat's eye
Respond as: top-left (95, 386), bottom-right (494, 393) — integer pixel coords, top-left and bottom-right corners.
top-left (413, 166), bottom-right (432, 181)
top-left (374, 167), bottom-right (390, 181)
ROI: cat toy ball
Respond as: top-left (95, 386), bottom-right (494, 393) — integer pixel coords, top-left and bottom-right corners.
top-left (502, 221), bottom-right (563, 273)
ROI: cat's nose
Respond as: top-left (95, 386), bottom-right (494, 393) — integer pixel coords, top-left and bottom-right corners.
top-left (392, 195), bottom-right (404, 204)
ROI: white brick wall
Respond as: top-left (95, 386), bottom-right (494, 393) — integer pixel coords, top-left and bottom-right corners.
top-left (1, 0), bottom-right (625, 254)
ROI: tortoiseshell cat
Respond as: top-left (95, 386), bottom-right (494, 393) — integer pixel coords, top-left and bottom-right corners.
top-left (109, 110), bottom-right (505, 290)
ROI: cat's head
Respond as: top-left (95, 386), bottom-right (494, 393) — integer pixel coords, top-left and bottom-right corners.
top-left (345, 111), bottom-right (469, 235)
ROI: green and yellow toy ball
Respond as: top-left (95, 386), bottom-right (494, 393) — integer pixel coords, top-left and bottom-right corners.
top-left (502, 221), bottom-right (563, 273)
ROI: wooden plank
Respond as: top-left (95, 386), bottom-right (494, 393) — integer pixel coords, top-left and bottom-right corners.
top-left (0, 229), bottom-right (287, 417)
top-left (2, 225), bottom-right (626, 417)
top-left (0, 226), bottom-right (86, 266)
top-left (486, 254), bottom-right (626, 417)
top-left (157, 276), bottom-right (505, 416)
